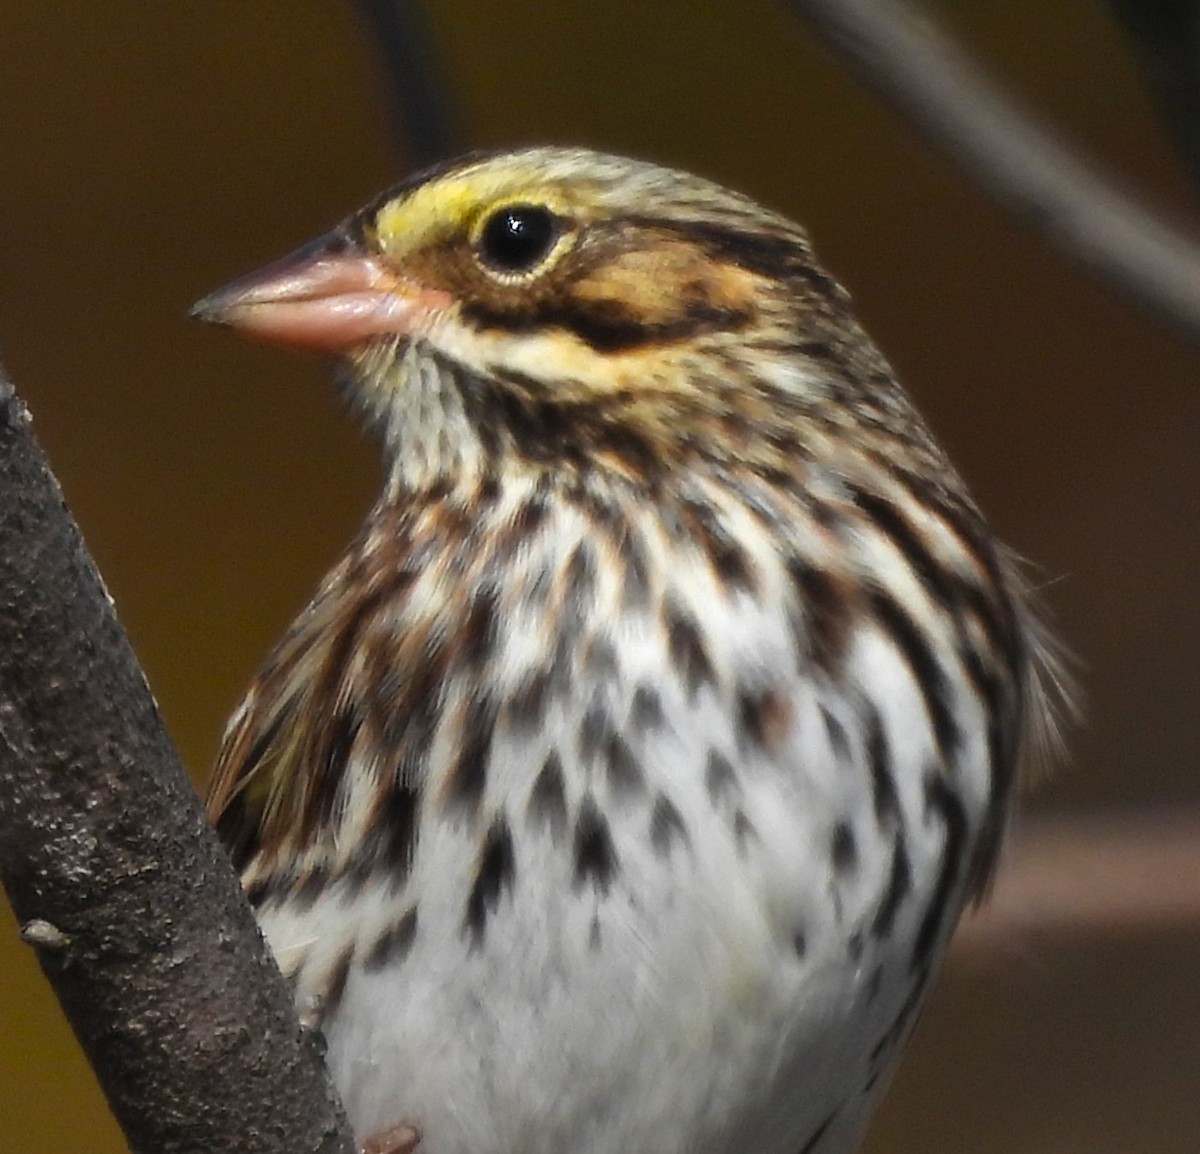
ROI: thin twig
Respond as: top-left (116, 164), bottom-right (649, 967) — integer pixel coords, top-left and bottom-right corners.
top-left (787, 0), bottom-right (1200, 346)
top-left (0, 367), bottom-right (355, 1154)
top-left (353, 0), bottom-right (461, 166)
top-left (954, 808), bottom-right (1200, 961)
top-left (1109, 0), bottom-right (1200, 192)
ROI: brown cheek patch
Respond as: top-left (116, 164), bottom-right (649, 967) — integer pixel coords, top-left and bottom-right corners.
top-left (455, 227), bottom-right (767, 353)
top-left (571, 238), bottom-right (760, 334)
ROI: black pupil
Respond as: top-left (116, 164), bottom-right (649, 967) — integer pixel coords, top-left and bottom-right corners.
top-left (479, 205), bottom-right (557, 272)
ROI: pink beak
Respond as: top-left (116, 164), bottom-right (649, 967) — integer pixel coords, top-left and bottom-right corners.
top-left (191, 232), bottom-right (452, 351)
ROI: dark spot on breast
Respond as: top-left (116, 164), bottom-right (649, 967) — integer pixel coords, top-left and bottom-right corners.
top-left (244, 876), bottom-right (271, 910)
top-left (477, 474), bottom-right (501, 505)
top-left (787, 557), bottom-right (854, 676)
top-left (583, 635), bottom-right (619, 679)
top-left (872, 836), bottom-right (912, 940)
top-left (292, 863), bottom-right (332, 914)
top-left (548, 628), bottom-right (576, 698)
top-left (364, 907), bottom-right (418, 971)
top-left (731, 809), bottom-right (757, 855)
top-left (681, 497), bottom-right (757, 594)
top-left (605, 733), bottom-right (644, 800)
top-left (301, 705), bottom-right (361, 845)
top-left (612, 522), bottom-right (651, 610)
top-left (830, 820), bottom-right (858, 876)
top-left (649, 794), bottom-right (690, 857)
top-left (847, 929), bottom-right (864, 962)
top-left (322, 943), bottom-right (355, 1022)
top-left (736, 685), bottom-right (793, 754)
top-left (563, 541), bottom-right (597, 618)
top-left (464, 815), bottom-right (516, 944)
top-left (344, 780), bottom-right (419, 895)
top-left (579, 691), bottom-right (615, 763)
top-left (664, 598), bottom-right (715, 699)
top-left (527, 751), bottom-right (568, 840)
top-left (461, 582), bottom-right (500, 668)
top-left (444, 694), bottom-right (497, 814)
top-left (705, 749), bottom-right (739, 806)
top-left (508, 666), bottom-right (552, 732)
top-left (525, 563), bottom-right (555, 610)
top-left (628, 684), bottom-right (665, 734)
top-left (820, 705), bottom-right (851, 763)
top-left (865, 704), bottom-right (900, 827)
top-left (573, 796), bottom-right (619, 894)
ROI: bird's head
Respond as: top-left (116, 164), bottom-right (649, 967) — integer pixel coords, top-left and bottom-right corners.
top-left (193, 147), bottom-right (882, 488)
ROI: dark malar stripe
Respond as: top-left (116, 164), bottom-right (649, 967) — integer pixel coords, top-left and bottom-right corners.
top-left (453, 357), bottom-right (664, 477)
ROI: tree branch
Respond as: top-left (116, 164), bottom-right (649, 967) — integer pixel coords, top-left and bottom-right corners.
top-left (1110, 0), bottom-right (1200, 193)
top-left (0, 366), bottom-right (355, 1154)
top-left (352, 0), bottom-right (461, 165)
top-left (786, 0), bottom-right (1200, 346)
top-left (954, 808), bottom-right (1200, 961)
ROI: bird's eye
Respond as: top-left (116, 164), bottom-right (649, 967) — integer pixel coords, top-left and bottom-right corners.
top-left (477, 204), bottom-right (560, 275)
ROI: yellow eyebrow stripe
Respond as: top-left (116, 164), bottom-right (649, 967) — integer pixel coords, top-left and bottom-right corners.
top-left (374, 169), bottom-right (578, 254)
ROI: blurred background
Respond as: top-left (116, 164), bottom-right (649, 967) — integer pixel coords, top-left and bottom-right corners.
top-left (1, 2), bottom-right (1198, 1151)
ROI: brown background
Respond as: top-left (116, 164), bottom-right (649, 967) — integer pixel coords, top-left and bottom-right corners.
top-left (1, 3), bottom-right (1198, 1151)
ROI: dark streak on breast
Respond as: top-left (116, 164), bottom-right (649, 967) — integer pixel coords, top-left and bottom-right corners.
top-left (573, 795), bottom-right (619, 894)
top-left (464, 815), bottom-right (516, 945)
